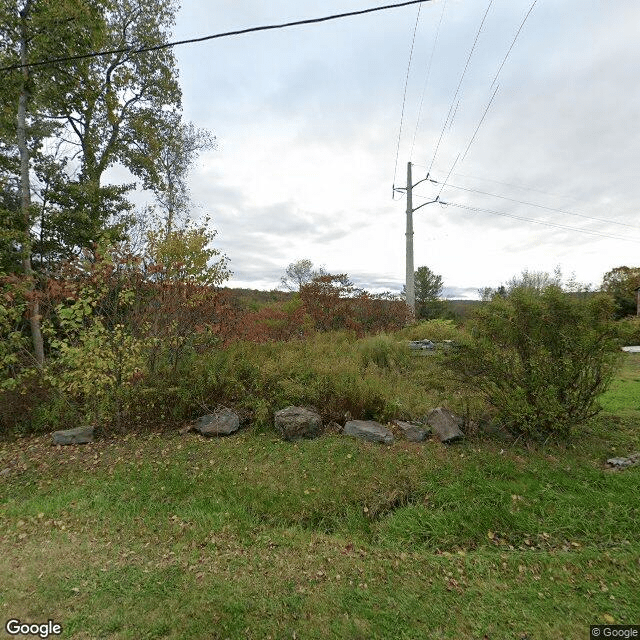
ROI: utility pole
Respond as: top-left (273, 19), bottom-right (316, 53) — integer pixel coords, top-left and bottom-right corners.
top-left (396, 161), bottom-right (440, 316)
top-left (405, 162), bottom-right (415, 312)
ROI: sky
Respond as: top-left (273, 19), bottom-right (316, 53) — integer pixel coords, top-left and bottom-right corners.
top-left (153, 0), bottom-right (640, 298)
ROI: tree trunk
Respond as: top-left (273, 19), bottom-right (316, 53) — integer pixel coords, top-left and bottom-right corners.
top-left (17, 0), bottom-right (45, 368)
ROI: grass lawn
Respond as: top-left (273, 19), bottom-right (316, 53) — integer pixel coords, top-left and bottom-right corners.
top-left (1, 355), bottom-right (639, 639)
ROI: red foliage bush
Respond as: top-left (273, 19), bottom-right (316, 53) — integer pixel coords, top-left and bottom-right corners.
top-left (300, 274), bottom-right (412, 335)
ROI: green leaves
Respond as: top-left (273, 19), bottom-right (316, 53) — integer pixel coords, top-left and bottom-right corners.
top-left (448, 284), bottom-right (622, 440)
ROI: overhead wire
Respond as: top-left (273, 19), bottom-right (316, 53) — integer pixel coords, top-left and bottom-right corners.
top-left (441, 200), bottom-right (640, 244)
top-left (392, 4), bottom-right (424, 198)
top-left (426, 0), bottom-right (494, 175)
top-left (457, 0), bottom-right (538, 164)
top-left (408, 0), bottom-right (448, 161)
top-left (460, 83), bottom-right (499, 162)
top-left (489, 0), bottom-right (538, 90)
top-left (428, 179), bottom-right (640, 230)
top-left (0, 0), bottom-right (437, 73)
top-left (445, 170), bottom-right (580, 201)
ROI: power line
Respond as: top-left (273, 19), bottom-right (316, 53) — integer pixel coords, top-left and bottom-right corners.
top-left (407, 166), bottom-right (579, 204)
top-left (0, 0), bottom-right (437, 73)
top-left (427, 0), bottom-right (494, 175)
top-left (441, 200), bottom-right (640, 244)
top-left (490, 0), bottom-right (538, 90)
top-left (445, 170), bottom-right (581, 201)
top-left (437, 153), bottom-right (459, 199)
top-left (409, 0), bottom-right (448, 161)
top-left (460, 83), bottom-right (499, 162)
top-left (392, 4), bottom-right (424, 198)
top-left (429, 179), bottom-right (640, 230)
top-left (458, 0), bottom-right (537, 163)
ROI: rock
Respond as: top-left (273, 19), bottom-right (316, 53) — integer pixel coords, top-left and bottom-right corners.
top-left (194, 409), bottom-right (240, 436)
top-left (274, 406), bottom-right (323, 440)
top-left (408, 339), bottom-right (436, 351)
top-left (605, 452), bottom-right (640, 470)
top-left (425, 407), bottom-right (464, 443)
top-left (52, 425), bottom-right (94, 445)
top-left (0, 467), bottom-right (10, 477)
top-left (343, 420), bottom-right (394, 444)
top-left (393, 420), bottom-right (429, 442)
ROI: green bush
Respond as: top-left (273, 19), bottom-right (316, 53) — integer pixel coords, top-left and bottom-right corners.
top-left (447, 285), bottom-right (622, 440)
top-left (615, 316), bottom-right (640, 345)
top-left (396, 319), bottom-right (465, 342)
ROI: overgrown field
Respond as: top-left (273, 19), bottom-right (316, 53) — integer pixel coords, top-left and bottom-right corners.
top-left (1, 346), bottom-right (638, 639)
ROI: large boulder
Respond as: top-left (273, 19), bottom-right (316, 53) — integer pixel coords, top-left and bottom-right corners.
top-left (52, 425), bottom-right (94, 445)
top-left (194, 409), bottom-right (240, 437)
top-left (393, 420), bottom-right (429, 442)
top-left (425, 407), bottom-right (464, 443)
top-left (343, 420), bottom-right (393, 444)
top-left (274, 406), bottom-right (323, 441)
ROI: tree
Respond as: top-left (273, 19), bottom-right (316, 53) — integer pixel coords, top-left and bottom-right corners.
top-left (414, 265), bottom-right (444, 319)
top-left (39, 0), bottom-right (183, 258)
top-left (281, 259), bottom-right (326, 291)
top-left (402, 265), bottom-right (444, 319)
top-left (0, 0), bottom-right (97, 364)
top-left (129, 112), bottom-right (216, 236)
top-left (448, 283), bottom-right (621, 440)
top-left (145, 218), bottom-right (230, 287)
top-left (505, 268), bottom-right (561, 293)
top-left (601, 266), bottom-right (640, 319)
top-left (0, 0), bottom-right (185, 364)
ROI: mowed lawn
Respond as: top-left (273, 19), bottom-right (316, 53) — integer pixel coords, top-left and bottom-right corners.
top-left (1, 356), bottom-right (639, 639)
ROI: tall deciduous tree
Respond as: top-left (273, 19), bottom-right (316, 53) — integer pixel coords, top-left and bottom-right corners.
top-left (0, 0), bottom-right (185, 363)
top-left (601, 266), bottom-right (640, 318)
top-left (0, 0), bottom-right (98, 363)
top-left (128, 111), bottom-right (216, 236)
top-left (45, 0), bottom-right (183, 246)
top-left (281, 259), bottom-right (327, 291)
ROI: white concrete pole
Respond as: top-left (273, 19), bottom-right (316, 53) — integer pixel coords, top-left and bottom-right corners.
top-left (405, 161), bottom-right (415, 314)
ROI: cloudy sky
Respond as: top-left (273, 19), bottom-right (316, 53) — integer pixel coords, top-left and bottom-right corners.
top-left (161, 0), bottom-right (640, 298)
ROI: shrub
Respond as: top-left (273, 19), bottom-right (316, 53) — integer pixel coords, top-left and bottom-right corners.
top-left (396, 319), bottom-right (465, 342)
top-left (447, 285), bottom-right (622, 440)
top-left (615, 316), bottom-right (640, 346)
top-left (300, 274), bottom-right (411, 335)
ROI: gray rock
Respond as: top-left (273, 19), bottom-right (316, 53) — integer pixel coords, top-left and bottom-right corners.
top-left (605, 452), bottom-right (640, 470)
top-left (274, 406), bottom-right (323, 441)
top-left (425, 407), bottom-right (464, 443)
top-left (343, 420), bottom-right (394, 444)
top-left (393, 420), bottom-right (429, 442)
top-left (408, 339), bottom-right (436, 351)
top-left (195, 409), bottom-right (240, 436)
top-left (52, 425), bottom-right (94, 445)
top-left (0, 467), bottom-right (11, 477)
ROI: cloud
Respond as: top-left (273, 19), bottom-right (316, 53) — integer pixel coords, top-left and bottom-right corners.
top-left (160, 1), bottom-right (640, 297)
